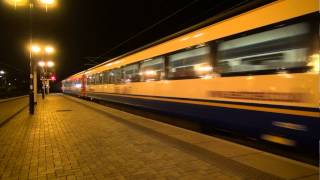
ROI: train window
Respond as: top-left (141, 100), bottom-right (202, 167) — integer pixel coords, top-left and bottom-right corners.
top-left (168, 46), bottom-right (212, 79)
top-left (108, 71), bottom-right (114, 84)
top-left (99, 72), bottom-right (104, 84)
top-left (109, 68), bottom-right (122, 84)
top-left (123, 64), bottom-right (140, 82)
top-left (140, 57), bottom-right (165, 81)
top-left (217, 22), bottom-right (311, 75)
top-left (89, 75), bottom-right (94, 85)
top-left (106, 71), bottom-right (113, 84)
top-left (86, 77), bottom-right (90, 85)
top-left (93, 74), bottom-right (99, 84)
top-left (103, 70), bottom-right (109, 84)
top-left (94, 74), bottom-right (98, 84)
top-left (87, 76), bottom-right (92, 85)
top-left (92, 74), bottom-right (96, 84)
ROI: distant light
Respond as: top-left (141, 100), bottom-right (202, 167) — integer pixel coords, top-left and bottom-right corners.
top-left (45, 46), bottom-right (55, 54)
top-left (8, 82), bottom-right (11, 86)
top-left (47, 61), bottom-right (54, 67)
top-left (38, 61), bottom-right (45, 67)
top-left (50, 76), bottom-right (56, 81)
top-left (0, 70), bottom-right (5, 74)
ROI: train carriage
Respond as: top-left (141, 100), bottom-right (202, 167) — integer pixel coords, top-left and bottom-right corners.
top-left (63, 0), bottom-right (319, 155)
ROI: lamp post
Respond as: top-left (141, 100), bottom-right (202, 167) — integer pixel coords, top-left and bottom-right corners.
top-left (44, 46), bottom-right (55, 95)
top-left (29, 44), bottom-right (41, 114)
top-left (38, 59), bottom-right (55, 99)
top-left (4, 0), bottom-right (57, 114)
top-left (38, 60), bottom-right (45, 99)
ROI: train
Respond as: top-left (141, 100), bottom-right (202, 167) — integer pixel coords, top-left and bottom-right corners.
top-left (62, 0), bottom-right (319, 155)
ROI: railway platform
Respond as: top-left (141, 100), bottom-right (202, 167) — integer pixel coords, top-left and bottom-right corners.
top-left (0, 94), bottom-right (317, 180)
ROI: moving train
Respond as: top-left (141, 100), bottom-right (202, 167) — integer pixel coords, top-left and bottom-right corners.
top-left (63, 0), bottom-right (319, 153)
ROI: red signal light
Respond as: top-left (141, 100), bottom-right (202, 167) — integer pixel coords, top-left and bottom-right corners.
top-left (51, 76), bottom-right (56, 81)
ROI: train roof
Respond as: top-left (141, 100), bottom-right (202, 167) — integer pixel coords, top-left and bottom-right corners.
top-left (65, 0), bottom-right (317, 80)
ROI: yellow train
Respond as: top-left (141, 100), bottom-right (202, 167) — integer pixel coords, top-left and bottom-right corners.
top-left (63, 0), bottom-right (319, 153)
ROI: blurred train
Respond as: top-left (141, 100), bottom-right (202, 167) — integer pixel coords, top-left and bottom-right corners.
top-left (63, 0), bottom-right (319, 153)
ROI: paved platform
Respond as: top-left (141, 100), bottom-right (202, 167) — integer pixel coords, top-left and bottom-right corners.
top-left (0, 94), bottom-right (317, 180)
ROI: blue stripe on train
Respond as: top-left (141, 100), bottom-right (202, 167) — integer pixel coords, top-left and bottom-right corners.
top-left (85, 92), bottom-right (319, 153)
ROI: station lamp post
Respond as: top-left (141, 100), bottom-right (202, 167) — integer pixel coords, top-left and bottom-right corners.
top-left (30, 44), bottom-right (56, 101)
top-left (38, 60), bottom-right (55, 99)
top-left (30, 44), bottom-right (41, 109)
top-left (4, 0), bottom-right (57, 114)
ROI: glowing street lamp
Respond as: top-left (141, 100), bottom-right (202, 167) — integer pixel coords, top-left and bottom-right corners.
top-left (0, 70), bottom-right (5, 75)
top-left (47, 61), bottom-right (54, 67)
top-left (45, 46), bottom-right (54, 54)
top-left (38, 60), bottom-right (55, 68)
top-left (38, 61), bottom-right (45, 67)
top-left (40, 0), bottom-right (54, 4)
top-left (4, 0), bottom-right (57, 11)
top-left (39, 0), bottom-right (55, 12)
top-left (4, 0), bottom-right (28, 9)
top-left (31, 45), bottom-right (41, 54)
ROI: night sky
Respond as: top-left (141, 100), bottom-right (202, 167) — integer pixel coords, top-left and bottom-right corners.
top-left (0, 0), bottom-right (246, 84)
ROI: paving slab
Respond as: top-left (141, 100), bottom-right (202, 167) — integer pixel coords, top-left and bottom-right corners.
top-left (66, 94), bottom-right (318, 180)
top-left (0, 94), bottom-right (316, 180)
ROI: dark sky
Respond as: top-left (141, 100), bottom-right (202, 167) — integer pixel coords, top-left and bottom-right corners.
top-left (0, 0), bottom-right (246, 82)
